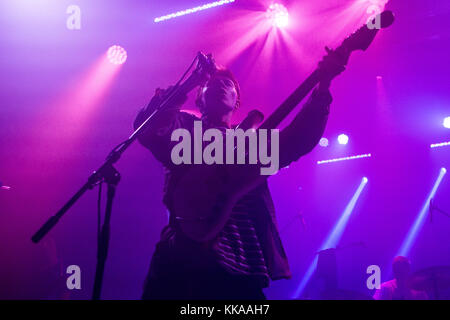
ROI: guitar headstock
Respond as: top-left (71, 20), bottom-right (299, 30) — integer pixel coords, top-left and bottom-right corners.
top-left (345, 11), bottom-right (394, 51)
top-left (332, 10), bottom-right (395, 66)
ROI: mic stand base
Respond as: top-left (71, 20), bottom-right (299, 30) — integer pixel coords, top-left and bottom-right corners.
top-left (92, 164), bottom-right (120, 300)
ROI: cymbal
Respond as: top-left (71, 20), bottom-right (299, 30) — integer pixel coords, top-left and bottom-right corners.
top-left (410, 266), bottom-right (450, 291)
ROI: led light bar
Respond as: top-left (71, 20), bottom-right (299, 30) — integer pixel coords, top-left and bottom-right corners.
top-left (154, 0), bottom-right (235, 23)
top-left (317, 153), bottom-right (372, 165)
top-left (430, 141), bottom-right (450, 148)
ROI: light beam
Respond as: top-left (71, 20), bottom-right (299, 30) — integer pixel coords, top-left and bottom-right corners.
top-left (293, 177), bottom-right (369, 298)
top-left (398, 168), bottom-right (447, 257)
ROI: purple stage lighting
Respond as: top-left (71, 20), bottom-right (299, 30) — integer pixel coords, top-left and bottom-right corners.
top-left (153, 0), bottom-right (235, 23)
top-left (294, 177), bottom-right (369, 298)
top-left (107, 45), bottom-right (127, 65)
top-left (319, 137), bottom-right (329, 147)
top-left (443, 116), bottom-right (450, 129)
top-left (266, 3), bottom-right (289, 28)
top-left (398, 168), bottom-right (447, 257)
top-left (337, 134), bottom-right (349, 145)
top-left (430, 141), bottom-right (450, 148)
top-left (317, 153), bottom-right (372, 165)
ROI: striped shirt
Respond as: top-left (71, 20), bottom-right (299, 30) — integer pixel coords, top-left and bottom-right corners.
top-left (214, 204), bottom-right (270, 287)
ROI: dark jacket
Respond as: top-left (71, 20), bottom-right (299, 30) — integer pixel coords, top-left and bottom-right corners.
top-left (134, 87), bottom-right (331, 281)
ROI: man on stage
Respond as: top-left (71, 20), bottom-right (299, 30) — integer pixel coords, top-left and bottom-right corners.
top-left (134, 54), bottom-right (344, 299)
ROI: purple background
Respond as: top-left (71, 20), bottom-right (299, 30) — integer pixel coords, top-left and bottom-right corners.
top-left (0, 0), bottom-right (449, 299)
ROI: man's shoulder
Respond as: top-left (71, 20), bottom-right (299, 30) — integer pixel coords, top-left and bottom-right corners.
top-left (381, 279), bottom-right (397, 289)
top-left (179, 109), bottom-right (201, 122)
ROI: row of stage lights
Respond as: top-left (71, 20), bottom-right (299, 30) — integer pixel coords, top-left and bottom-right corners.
top-left (318, 117), bottom-right (450, 164)
top-left (152, 0), bottom-right (289, 29)
top-left (106, 1), bottom-right (289, 65)
top-left (320, 116), bottom-right (449, 149)
top-left (318, 134), bottom-right (349, 148)
top-left (105, 41), bottom-right (450, 160)
top-left (104, 1), bottom-right (449, 164)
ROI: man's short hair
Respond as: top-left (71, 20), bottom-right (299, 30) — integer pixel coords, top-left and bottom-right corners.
top-left (392, 256), bottom-right (410, 278)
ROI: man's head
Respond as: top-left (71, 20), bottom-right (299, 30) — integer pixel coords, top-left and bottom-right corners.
top-left (196, 68), bottom-right (240, 120)
top-left (392, 256), bottom-right (411, 280)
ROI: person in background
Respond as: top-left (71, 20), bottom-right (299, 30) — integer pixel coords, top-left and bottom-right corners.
top-left (373, 256), bottom-right (428, 300)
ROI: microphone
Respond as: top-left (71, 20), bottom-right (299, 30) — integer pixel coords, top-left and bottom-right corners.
top-left (196, 52), bottom-right (217, 76)
top-left (197, 51), bottom-right (208, 64)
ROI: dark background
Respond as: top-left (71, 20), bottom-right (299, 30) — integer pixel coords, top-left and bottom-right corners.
top-left (0, 0), bottom-right (449, 299)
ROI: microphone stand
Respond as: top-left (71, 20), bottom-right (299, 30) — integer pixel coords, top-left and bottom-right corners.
top-left (430, 198), bottom-right (450, 220)
top-left (31, 54), bottom-right (206, 300)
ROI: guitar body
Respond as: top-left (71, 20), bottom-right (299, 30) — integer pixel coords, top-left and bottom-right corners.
top-left (173, 163), bottom-right (264, 242)
top-left (172, 11), bottom-right (394, 242)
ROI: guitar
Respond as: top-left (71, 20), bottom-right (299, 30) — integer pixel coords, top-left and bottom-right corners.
top-left (172, 11), bottom-right (395, 242)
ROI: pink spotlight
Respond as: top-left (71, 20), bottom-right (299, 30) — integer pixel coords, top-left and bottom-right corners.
top-left (266, 3), bottom-right (289, 28)
top-left (319, 137), bottom-right (329, 147)
top-left (107, 45), bottom-right (127, 65)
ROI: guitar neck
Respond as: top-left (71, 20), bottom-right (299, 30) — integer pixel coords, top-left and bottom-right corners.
top-left (259, 69), bottom-right (322, 130)
top-left (258, 11), bottom-right (395, 130)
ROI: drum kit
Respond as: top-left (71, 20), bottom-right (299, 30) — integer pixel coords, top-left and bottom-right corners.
top-left (321, 199), bottom-right (450, 300)
top-left (311, 241), bottom-right (450, 300)
top-left (410, 266), bottom-right (450, 300)
top-left (311, 265), bottom-right (450, 300)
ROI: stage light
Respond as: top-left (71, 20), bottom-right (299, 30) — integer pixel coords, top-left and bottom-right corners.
top-left (319, 137), bottom-right (329, 147)
top-left (266, 3), bottom-right (289, 28)
top-left (365, 0), bottom-right (389, 6)
top-left (398, 168), bottom-right (447, 257)
top-left (107, 45), bottom-right (127, 65)
top-left (337, 134), bottom-right (349, 145)
top-left (322, 176), bottom-right (368, 248)
top-left (154, 0), bottom-right (235, 23)
top-left (430, 141), bottom-right (450, 148)
top-left (317, 153), bottom-right (372, 165)
top-left (294, 177), bottom-right (368, 298)
top-left (443, 116), bottom-right (450, 129)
